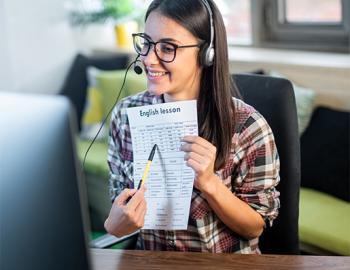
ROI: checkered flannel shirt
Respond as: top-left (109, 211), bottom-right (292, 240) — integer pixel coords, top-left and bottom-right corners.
top-left (107, 90), bottom-right (280, 253)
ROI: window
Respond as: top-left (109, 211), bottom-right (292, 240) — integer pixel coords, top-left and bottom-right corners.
top-left (285, 0), bottom-right (342, 24)
top-left (256, 0), bottom-right (350, 52)
top-left (216, 0), bottom-right (252, 45)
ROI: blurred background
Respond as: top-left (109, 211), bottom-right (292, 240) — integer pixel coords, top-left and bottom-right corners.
top-left (0, 0), bottom-right (349, 256)
top-left (0, 0), bottom-right (348, 94)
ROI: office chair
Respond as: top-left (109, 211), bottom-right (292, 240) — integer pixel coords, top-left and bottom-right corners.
top-left (233, 73), bottom-right (301, 255)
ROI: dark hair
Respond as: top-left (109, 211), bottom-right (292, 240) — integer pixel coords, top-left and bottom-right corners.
top-left (145, 0), bottom-right (239, 170)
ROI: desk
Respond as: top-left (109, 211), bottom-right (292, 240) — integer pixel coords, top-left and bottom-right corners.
top-left (91, 249), bottom-right (350, 270)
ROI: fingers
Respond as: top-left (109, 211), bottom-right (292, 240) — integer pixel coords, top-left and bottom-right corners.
top-left (180, 136), bottom-right (216, 162)
top-left (115, 188), bottom-right (137, 206)
top-left (181, 141), bottom-right (207, 156)
top-left (126, 185), bottom-right (146, 209)
top-left (134, 200), bottom-right (147, 228)
top-left (186, 159), bottom-right (202, 174)
top-left (181, 135), bottom-right (217, 153)
top-left (184, 151), bottom-right (207, 165)
top-left (105, 186), bottom-right (147, 237)
top-left (125, 189), bottom-right (147, 229)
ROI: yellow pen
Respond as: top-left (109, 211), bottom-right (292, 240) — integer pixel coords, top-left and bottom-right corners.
top-left (137, 144), bottom-right (158, 189)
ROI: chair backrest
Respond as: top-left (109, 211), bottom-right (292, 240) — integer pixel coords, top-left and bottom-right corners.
top-left (233, 73), bottom-right (301, 255)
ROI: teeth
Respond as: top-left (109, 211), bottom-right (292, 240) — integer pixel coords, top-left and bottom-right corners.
top-left (148, 71), bottom-right (166, 77)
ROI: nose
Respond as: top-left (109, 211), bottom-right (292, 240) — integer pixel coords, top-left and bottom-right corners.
top-left (141, 44), bottom-right (159, 66)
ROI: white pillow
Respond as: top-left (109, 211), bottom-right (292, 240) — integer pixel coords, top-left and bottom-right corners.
top-left (269, 70), bottom-right (315, 136)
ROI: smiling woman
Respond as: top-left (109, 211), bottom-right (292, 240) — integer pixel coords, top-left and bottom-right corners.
top-left (105, 0), bottom-right (280, 254)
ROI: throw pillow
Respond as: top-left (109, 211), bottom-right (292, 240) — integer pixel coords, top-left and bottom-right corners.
top-left (59, 53), bottom-right (129, 130)
top-left (80, 67), bottom-right (147, 140)
top-left (96, 68), bottom-right (147, 125)
top-left (300, 106), bottom-right (350, 202)
top-left (269, 70), bottom-right (315, 136)
top-left (80, 67), bottom-right (107, 140)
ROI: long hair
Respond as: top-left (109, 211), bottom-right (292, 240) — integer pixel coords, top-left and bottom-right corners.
top-left (145, 0), bottom-right (240, 170)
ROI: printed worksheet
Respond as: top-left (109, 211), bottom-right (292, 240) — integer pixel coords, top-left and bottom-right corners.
top-left (127, 100), bottom-right (198, 230)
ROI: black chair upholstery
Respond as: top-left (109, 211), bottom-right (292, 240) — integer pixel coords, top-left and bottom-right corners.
top-left (233, 73), bottom-right (301, 255)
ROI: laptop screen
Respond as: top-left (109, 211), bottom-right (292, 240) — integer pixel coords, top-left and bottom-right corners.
top-left (0, 93), bottom-right (91, 270)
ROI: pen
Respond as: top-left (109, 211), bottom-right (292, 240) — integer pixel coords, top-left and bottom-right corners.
top-left (137, 144), bottom-right (158, 190)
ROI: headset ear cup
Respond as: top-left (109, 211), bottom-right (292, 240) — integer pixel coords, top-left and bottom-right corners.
top-left (200, 44), bottom-right (214, 67)
top-left (206, 46), bottom-right (215, 66)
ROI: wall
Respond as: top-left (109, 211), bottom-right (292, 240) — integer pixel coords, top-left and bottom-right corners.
top-left (0, 0), bottom-right (78, 94)
top-left (0, 0), bottom-right (117, 95)
top-left (229, 47), bottom-right (350, 111)
top-left (0, 0), bottom-right (12, 91)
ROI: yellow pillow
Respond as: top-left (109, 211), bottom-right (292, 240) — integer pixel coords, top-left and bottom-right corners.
top-left (96, 69), bottom-right (147, 125)
top-left (82, 86), bottom-right (103, 124)
top-left (80, 67), bottom-right (108, 141)
top-left (80, 66), bottom-right (147, 141)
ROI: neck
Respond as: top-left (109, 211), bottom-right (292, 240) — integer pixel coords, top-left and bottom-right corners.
top-left (163, 92), bottom-right (198, 103)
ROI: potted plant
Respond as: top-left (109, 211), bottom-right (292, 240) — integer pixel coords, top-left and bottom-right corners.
top-left (67, 0), bottom-right (144, 48)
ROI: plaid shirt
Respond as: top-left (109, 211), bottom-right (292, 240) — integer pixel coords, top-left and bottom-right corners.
top-left (108, 90), bottom-right (280, 254)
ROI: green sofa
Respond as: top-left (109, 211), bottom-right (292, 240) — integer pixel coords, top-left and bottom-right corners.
top-left (298, 106), bottom-right (350, 256)
top-left (62, 55), bottom-right (349, 254)
top-left (299, 188), bottom-right (350, 255)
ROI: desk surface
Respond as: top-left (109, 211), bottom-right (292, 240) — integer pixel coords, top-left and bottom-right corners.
top-left (91, 249), bottom-right (350, 270)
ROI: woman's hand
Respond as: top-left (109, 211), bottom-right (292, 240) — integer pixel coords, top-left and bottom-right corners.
top-left (180, 135), bottom-right (218, 193)
top-left (104, 186), bottom-right (147, 237)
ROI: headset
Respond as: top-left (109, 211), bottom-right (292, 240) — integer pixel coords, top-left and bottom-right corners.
top-left (199, 0), bottom-right (215, 67)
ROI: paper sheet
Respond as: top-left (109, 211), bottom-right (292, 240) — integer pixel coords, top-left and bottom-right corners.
top-left (127, 100), bottom-right (198, 230)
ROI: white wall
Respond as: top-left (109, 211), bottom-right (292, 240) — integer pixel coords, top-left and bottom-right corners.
top-left (0, 0), bottom-right (13, 91)
top-left (0, 0), bottom-right (117, 94)
top-left (0, 0), bottom-right (78, 94)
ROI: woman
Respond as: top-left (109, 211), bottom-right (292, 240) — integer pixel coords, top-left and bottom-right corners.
top-left (104, 0), bottom-right (280, 253)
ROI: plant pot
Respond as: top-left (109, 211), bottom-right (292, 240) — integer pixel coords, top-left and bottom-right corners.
top-left (114, 21), bottom-right (138, 49)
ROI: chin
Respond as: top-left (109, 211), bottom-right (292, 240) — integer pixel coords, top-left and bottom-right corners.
top-left (147, 85), bottom-right (168, 97)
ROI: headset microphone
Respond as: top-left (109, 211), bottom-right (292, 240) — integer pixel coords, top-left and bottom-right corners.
top-left (133, 55), bottom-right (143, 74)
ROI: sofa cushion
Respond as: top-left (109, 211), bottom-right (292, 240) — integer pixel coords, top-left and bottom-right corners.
top-left (60, 54), bottom-right (129, 130)
top-left (77, 138), bottom-right (109, 176)
top-left (299, 188), bottom-right (350, 255)
top-left (80, 67), bottom-right (107, 140)
top-left (269, 70), bottom-right (315, 136)
top-left (95, 68), bottom-right (147, 125)
top-left (80, 67), bottom-right (147, 140)
top-left (300, 106), bottom-right (350, 201)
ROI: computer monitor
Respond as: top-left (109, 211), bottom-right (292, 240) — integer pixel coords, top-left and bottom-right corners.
top-left (0, 92), bottom-right (91, 270)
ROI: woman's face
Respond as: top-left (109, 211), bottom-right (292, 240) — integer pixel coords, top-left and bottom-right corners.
top-left (141, 11), bottom-right (202, 102)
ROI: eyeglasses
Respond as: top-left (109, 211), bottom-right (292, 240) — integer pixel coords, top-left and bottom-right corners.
top-left (132, 33), bottom-right (202, 63)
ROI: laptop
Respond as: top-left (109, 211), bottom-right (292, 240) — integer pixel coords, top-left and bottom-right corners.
top-left (0, 92), bottom-right (91, 270)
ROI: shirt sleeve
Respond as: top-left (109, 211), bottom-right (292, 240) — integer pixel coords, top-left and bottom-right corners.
top-left (233, 111), bottom-right (280, 226)
top-left (107, 104), bottom-right (134, 202)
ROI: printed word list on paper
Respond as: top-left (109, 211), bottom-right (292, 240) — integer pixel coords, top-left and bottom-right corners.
top-left (127, 100), bottom-right (198, 230)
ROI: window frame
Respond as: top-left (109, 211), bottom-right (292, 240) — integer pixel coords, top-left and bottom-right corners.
top-left (251, 0), bottom-right (350, 53)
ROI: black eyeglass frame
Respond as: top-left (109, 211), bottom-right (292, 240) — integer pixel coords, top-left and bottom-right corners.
top-left (132, 33), bottom-right (202, 63)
